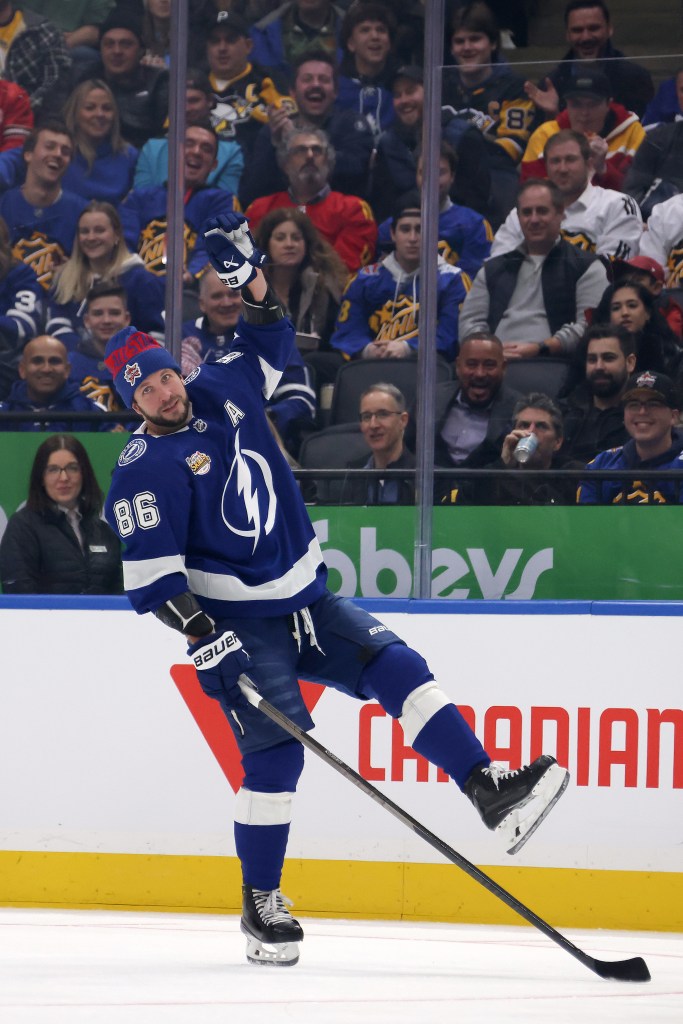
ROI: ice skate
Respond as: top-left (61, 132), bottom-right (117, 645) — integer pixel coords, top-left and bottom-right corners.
top-left (465, 754), bottom-right (569, 855)
top-left (240, 885), bottom-right (303, 966)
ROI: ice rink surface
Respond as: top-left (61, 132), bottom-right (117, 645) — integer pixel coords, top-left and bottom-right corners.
top-left (0, 909), bottom-right (681, 1024)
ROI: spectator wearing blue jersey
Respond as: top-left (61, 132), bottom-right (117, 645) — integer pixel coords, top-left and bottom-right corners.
top-left (578, 370), bottom-right (683, 504)
top-left (336, 1), bottom-right (398, 141)
top-left (119, 121), bottom-right (240, 281)
top-left (134, 69), bottom-right (244, 194)
top-left (0, 122), bottom-right (89, 295)
top-left (0, 214), bottom-right (43, 398)
top-left (68, 283), bottom-right (133, 413)
top-left (330, 192), bottom-right (468, 362)
top-left (0, 334), bottom-right (106, 431)
top-left (376, 141), bottom-right (492, 283)
top-left (642, 68), bottom-right (683, 128)
top-left (47, 201), bottom-right (165, 347)
top-left (102, 212), bottom-right (567, 967)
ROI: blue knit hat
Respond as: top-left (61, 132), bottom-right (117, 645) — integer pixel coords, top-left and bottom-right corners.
top-left (104, 326), bottom-right (181, 408)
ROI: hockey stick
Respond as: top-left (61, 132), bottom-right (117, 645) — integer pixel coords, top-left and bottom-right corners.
top-left (237, 675), bottom-right (650, 983)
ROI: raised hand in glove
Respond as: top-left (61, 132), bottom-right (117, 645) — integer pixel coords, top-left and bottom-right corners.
top-left (203, 212), bottom-right (267, 291)
top-left (188, 629), bottom-right (253, 711)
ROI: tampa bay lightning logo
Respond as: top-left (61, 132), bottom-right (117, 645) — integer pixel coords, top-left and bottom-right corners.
top-left (222, 429), bottom-right (276, 551)
top-left (118, 437), bottom-right (147, 466)
top-left (184, 367), bottom-right (201, 384)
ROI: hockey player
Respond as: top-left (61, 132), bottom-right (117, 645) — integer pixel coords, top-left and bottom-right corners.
top-left (104, 212), bottom-right (569, 967)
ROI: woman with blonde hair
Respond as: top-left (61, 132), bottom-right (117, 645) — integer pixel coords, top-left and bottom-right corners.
top-left (61, 79), bottom-right (138, 205)
top-left (47, 201), bottom-right (164, 346)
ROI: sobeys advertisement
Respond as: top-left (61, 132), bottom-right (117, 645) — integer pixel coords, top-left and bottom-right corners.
top-left (1, 435), bottom-right (681, 600)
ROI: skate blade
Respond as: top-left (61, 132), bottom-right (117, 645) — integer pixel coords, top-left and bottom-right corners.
top-left (240, 920), bottom-right (300, 967)
top-left (497, 763), bottom-right (570, 856)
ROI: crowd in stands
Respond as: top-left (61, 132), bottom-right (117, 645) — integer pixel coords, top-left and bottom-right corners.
top-left (0, 0), bottom-right (682, 561)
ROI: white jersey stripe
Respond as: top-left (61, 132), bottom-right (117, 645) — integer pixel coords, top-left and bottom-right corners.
top-left (123, 554), bottom-right (188, 591)
top-left (187, 536), bottom-right (323, 603)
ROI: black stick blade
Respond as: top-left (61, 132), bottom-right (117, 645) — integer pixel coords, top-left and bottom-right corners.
top-left (592, 956), bottom-right (651, 982)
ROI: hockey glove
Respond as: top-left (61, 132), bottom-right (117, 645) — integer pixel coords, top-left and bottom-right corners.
top-left (203, 212), bottom-right (267, 291)
top-left (188, 629), bottom-right (253, 709)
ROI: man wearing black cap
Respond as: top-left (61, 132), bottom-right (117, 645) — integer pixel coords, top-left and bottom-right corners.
top-left (80, 7), bottom-right (169, 149)
top-left (524, 0), bottom-right (654, 120)
top-left (578, 370), bottom-right (683, 503)
top-left (522, 69), bottom-right (645, 192)
top-left (204, 10), bottom-right (293, 160)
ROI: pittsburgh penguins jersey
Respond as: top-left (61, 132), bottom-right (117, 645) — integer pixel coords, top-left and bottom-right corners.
top-left (329, 252), bottom-right (468, 361)
top-left (209, 62), bottom-right (295, 156)
top-left (0, 187), bottom-right (89, 291)
top-left (118, 185), bottom-right (240, 278)
top-left (377, 199), bottom-right (491, 281)
top-left (491, 183), bottom-right (643, 261)
top-left (104, 316), bottom-right (327, 621)
top-left (639, 193), bottom-right (683, 288)
top-left (441, 65), bottom-right (535, 166)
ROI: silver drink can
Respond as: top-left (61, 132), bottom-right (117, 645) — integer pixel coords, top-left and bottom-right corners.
top-left (513, 433), bottom-right (538, 463)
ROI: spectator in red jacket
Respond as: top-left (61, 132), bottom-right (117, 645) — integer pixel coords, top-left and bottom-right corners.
top-left (245, 126), bottom-right (377, 273)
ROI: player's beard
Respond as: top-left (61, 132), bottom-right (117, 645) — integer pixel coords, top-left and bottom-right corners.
top-left (146, 394), bottom-right (191, 430)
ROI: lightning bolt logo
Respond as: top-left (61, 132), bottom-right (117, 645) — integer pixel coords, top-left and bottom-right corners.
top-left (222, 429), bottom-right (277, 550)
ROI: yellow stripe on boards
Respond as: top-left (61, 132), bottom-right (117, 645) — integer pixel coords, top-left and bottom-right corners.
top-left (0, 852), bottom-right (681, 932)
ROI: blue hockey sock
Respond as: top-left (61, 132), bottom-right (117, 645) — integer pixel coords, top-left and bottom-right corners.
top-left (235, 818), bottom-right (291, 891)
top-left (234, 740), bottom-right (304, 891)
top-left (360, 644), bottom-right (489, 791)
top-left (411, 704), bottom-right (490, 791)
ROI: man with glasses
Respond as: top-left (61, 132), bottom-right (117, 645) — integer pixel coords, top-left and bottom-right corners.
top-left (245, 126), bottom-right (377, 273)
top-left (0, 335), bottom-right (105, 431)
top-left (578, 370), bottom-right (683, 503)
top-left (339, 382), bottom-right (415, 504)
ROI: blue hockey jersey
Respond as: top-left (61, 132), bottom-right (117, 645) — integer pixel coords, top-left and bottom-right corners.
top-left (181, 315), bottom-right (316, 450)
top-left (0, 188), bottom-right (89, 291)
top-left (105, 316), bottom-right (328, 620)
top-left (376, 200), bottom-right (492, 282)
top-left (47, 259), bottom-right (166, 349)
top-left (118, 184), bottom-right (240, 279)
top-left (0, 378), bottom-right (106, 431)
top-left (0, 261), bottom-right (43, 346)
top-left (330, 253), bottom-right (468, 361)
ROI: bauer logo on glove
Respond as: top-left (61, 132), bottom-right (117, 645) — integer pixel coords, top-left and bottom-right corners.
top-left (204, 212), bottom-right (267, 291)
top-left (191, 629), bottom-right (243, 668)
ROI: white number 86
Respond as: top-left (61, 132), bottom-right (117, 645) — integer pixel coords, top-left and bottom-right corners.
top-left (113, 491), bottom-right (160, 536)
